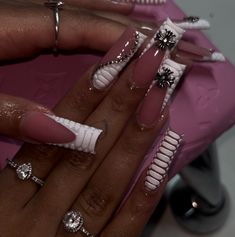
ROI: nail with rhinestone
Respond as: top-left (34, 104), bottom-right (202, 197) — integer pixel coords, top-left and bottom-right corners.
top-left (145, 128), bottom-right (183, 191)
top-left (92, 27), bottom-right (146, 90)
top-left (20, 112), bottom-right (103, 154)
top-left (175, 16), bottom-right (210, 30)
top-left (136, 59), bottom-right (186, 128)
top-left (130, 19), bottom-right (185, 89)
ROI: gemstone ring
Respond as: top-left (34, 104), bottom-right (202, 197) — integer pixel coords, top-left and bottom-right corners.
top-left (63, 211), bottom-right (95, 236)
top-left (6, 159), bottom-right (44, 187)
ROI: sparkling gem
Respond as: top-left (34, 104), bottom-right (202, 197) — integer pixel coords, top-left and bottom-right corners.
top-left (16, 163), bottom-right (32, 180)
top-left (63, 211), bottom-right (84, 233)
top-left (154, 29), bottom-right (177, 50)
top-left (155, 67), bottom-right (175, 89)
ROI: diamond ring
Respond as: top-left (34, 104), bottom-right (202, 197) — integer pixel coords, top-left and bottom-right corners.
top-left (63, 211), bottom-right (95, 236)
top-left (6, 159), bottom-right (44, 186)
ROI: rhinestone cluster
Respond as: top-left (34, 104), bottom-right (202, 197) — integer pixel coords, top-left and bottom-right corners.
top-left (154, 29), bottom-right (177, 50)
top-left (16, 163), bottom-right (32, 180)
top-left (155, 67), bottom-right (175, 88)
top-left (183, 16), bottom-right (200, 23)
top-left (63, 211), bottom-right (84, 233)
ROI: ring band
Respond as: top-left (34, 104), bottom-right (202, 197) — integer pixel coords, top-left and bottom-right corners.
top-left (6, 159), bottom-right (44, 187)
top-left (44, 0), bottom-right (64, 53)
top-left (63, 211), bottom-right (95, 237)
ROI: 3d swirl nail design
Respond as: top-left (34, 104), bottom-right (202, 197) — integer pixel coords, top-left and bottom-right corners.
top-left (116, 0), bottom-right (166, 5)
top-left (157, 59), bottom-right (186, 110)
top-left (92, 29), bottom-right (146, 90)
top-left (48, 115), bottom-right (103, 154)
top-left (145, 128), bottom-right (183, 191)
top-left (175, 16), bottom-right (210, 30)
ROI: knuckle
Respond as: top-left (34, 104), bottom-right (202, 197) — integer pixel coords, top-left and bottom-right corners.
top-left (79, 186), bottom-right (111, 217)
top-left (110, 92), bottom-right (134, 113)
top-left (63, 151), bottom-right (95, 171)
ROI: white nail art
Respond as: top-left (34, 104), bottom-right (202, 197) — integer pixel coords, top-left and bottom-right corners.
top-left (117, 0), bottom-right (166, 4)
top-left (48, 115), bottom-right (103, 154)
top-left (145, 128), bottom-right (183, 191)
top-left (92, 31), bottom-right (146, 90)
top-left (159, 59), bottom-right (186, 110)
top-left (202, 52), bottom-right (226, 62)
top-left (141, 18), bottom-right (185, 56)
top-left (176, 17), bottom-right (210, 30)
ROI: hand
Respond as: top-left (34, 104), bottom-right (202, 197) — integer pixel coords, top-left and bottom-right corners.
top-left (0, 25), bottom-right (170, 237)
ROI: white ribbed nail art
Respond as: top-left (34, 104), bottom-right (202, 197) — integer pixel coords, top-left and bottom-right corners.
top-left (202, 52), bottom-right (226, 62)
top-left (175, 17), bottom-right (210, 30)
top-left (116, 0), bottom-right (166, 4)
top-left (141, 18), bottom-right (185, 56)
top-left (48, 115), bottom-right (103, 154)
top-left (145, 129), bottom-right (183, 191)
top-left (159, 59), bottom-right (186, 110)
top-left (92, 31), bottom-right (146, 90)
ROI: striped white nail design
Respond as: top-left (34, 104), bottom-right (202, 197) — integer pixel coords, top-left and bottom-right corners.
top-left (141, 18), bottom-right (185, 56)
top-left (48, 115), bottom-right (103, 154)
top-left (145, 129), bottom-right (183, 191)
top-left (117, 0), bottom-right (166, 4)
top-left (176, 17), bottom-right (210, 30)
top-left (202, 52), bottom-right (226, 62)
top-left (92, 31), bottom-right (146, 90)
top-left (159, 59), bottom-right (186, 111)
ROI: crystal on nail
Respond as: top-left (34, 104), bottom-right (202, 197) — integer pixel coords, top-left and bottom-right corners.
top-left (16, 163), bottom-right (32, 180)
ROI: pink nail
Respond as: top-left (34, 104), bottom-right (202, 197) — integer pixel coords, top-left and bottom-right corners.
top-left (92, 27), bottom-right (146, 90)
top-left (137, 59), bottom-right (186, 128)
top-left (20, 112), bottom-right (75, 144)
top-left (130, 18), bottom-right (185, 88)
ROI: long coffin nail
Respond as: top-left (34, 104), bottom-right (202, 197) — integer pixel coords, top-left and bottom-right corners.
top-left (177, 41), bottom-right (226, 62)
top-left (145, 128), bottom-right (183, 191)
top-left (136, 59), bottom-right (186, 128)
top-left (20, 112), bottom-right (102, 154)
top-left (175, 16), bottom-right (210, 30)
top-left (115, 0), bottom-right (166, 5)
top-left (131, 18), bottom-right (185, 89)
top-left (92, 28), bottom-right (146, 90)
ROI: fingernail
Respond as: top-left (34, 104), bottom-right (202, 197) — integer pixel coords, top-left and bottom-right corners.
top-left (145, 128), bottom-right (183, 191)
top-left (131, 18), bottom-right (185, 89)
top-left (115, 0), bottom-right (166, 5)
top-left (20, 112), bottom-right (103, 154)
top-left (110, 0), bottom-right (133, 5)
top-left (175, 16), bottom-right (210, 30)
top-left (136, 59), bottom-right (186, 128)
top-left (92, 28), bottom-right (146, 90)
top-left (177, 41), bottom-right (226, 62)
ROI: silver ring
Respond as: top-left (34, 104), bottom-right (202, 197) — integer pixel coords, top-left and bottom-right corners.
top-left (6, 159), bottom-right (44, 187)
top-left (63, 211), bottom-right (95, 237)
top-left (44, 0), bottom-right (64, 53)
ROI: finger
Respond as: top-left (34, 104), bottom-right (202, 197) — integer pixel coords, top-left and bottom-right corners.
top-left (0, 27), bottom-right (144, 210)
top-left (65, 0), bottom-right (134, 15)
top-left (0, 2), bottom-right (126, 60)
top-left (101, 128), bottom-right (183, 237)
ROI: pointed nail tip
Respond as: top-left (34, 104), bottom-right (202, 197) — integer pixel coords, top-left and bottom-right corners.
top-left (212, 52), bottom-right (226, 62)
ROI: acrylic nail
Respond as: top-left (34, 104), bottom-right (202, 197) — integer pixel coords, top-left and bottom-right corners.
top-left (20, 112), bottom-right (103, 154)
top-left (136, 59), bottom-right (186, 128)
top-left (92, 28), bottom-right (146, 90)
top-left (145, 128), bottom-right (183, 191)
top-left (175, 16), bottom-right (210, 30)
top-left (131, 18), bottom-right (185, 89)
top-left (116, 0), bottom-right (166, 5)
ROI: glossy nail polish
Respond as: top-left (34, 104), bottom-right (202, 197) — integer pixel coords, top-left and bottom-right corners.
top-left (175, 16), bottom-right (210, 30)
top-left (131, 18), bottom-right (185, 89)
top-left (92, 28), bottom-right (146, 90)
top-left (115, 0), bottom-right (166, 5)
top-left (20, 112), bottom-right (103, 154)
top-left (145, 128), bottom-right (183, 191)
top-left (136, 59), bottom-right (186, 128)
